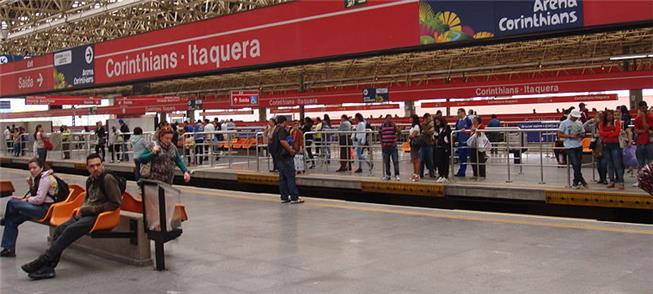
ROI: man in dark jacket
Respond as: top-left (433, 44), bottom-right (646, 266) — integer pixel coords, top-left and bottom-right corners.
top-left (21, 153), bottom-right (122, 280)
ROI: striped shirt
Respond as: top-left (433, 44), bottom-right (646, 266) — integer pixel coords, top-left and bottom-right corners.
top-left (380, 123), bottom-right (397, 148)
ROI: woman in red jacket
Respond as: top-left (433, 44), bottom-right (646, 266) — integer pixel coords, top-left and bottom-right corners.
top-left (599, 110), bottom-right (625, 189)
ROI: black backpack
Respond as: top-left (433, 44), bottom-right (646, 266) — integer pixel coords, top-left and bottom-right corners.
top-left (51, 175), bottom-right (70, 203)
top-left (92, 172), bottom-right (127, 197)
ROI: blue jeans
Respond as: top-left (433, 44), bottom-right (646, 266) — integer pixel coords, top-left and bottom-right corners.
top-left (355, 144), bottom-right (370, 170)
top-left (567, 147), bottom-right (586, 186)
top-left (134, 159), bottom-right (141, 181)
top-left (36, 148), bottom-right (47, 163)
top-left (635, 144), bottom-right (653, 168)
top-left (597, 156), bottom-right (608, 182)
top-left (277, 157), bottom-right (299, 201)
top-left (382, 147), bottom-right (399, 177)
top-left (604, 143), bottom-right (624, 183)
top-left (456, 143), bottom-right (469, 176)
top-left (419, 145), bottom-right (434, 177)
top-left (1, 199), bottom-right (49, 249)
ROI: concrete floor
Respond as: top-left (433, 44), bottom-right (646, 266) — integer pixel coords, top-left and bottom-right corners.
top-left (1, 168), bottom-right (653, 294)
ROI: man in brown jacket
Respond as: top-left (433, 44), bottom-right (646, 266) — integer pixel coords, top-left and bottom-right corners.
top-left (21, 153), bottom-right (122, 280)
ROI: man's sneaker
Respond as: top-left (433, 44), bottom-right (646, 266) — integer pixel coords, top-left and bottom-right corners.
top-left (28, 266), bottom-right (55, 280)
top-left (21, 255), bottom-right (49, 274)
top-left (290, 199), bottom-right (305, 204)
top-left (632, 182), bottom-right (639, 187)
top-left (0, 248), bottom-right (15, 257)
top-left (280, 199), bottom-right (291, 203)
top-left (440, 178), bottom-right (449, 184)
top-left (395, 176), bottom-right (400, 181)
top-left (382, 176), bottom-right (390, 181)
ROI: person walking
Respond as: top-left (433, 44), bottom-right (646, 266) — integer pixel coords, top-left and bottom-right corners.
top-left (409, 114), bottom-right (422, 182)
top-left (351, 113), bottom-right (372, 173)
top-left (270, 116), bottom-right (303, 204)
top-left (599, 110), bottom-right (625, 190)
top-left (336, 115), bottom-right (353, 172)
top-left (138, 127), bottom-right (192, 184)
top-left (558, 110), bottom-right (588, 189)
top-left (61, 125), bottom-right (71, 160)
top-left (130, 127), bottom-right (148, 181)
top-left (434, 116), bottom-right (452, 183)
top-left (94, 121), bottom-right (107, 161)
top-left (34, 125), bottom-right (47, 164)
top-left (380, 114), bottom-right (400, 181)
top-left (1, 158), bottom-right (57, 257)
top-left (454, 108), bottom-right (473, 177)
top-left (420, 113), bottom-right (435, 178)
top-left (119, 120), bottom-right (130, 161)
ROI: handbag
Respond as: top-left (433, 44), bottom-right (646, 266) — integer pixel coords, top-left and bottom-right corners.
top-left (43, 138), bottom-right (53, 151)
top-left (140, 161), bottom-right (151, 178)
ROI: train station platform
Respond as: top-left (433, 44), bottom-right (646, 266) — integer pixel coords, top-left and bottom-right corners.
top-left (1, 167), bottom-right (652, 293)
top-left (1, 155), bottom-right (652, 224)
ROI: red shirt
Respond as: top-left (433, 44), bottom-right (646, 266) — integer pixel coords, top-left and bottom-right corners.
top-left (599, 120), bottom-right (622, 143)
top-left (635, 114), bottom-right (649, 145)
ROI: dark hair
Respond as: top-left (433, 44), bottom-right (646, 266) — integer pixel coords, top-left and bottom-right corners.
top-left (34, 124), bottom-right (42, 140)
top-left (422, 113), bottom-right (431, 119)
top-left (277, 116), bottom-right (287, 124)
top-left (28, 157), bottom-right (47, 196)
top-left (474, 116), bottom-right (482, 124)
top-left (323, 114), bottom-right (331, 125)
top-left (457, 108), bottom-right (466, 114)
top-left (355, 113), bottom-right (364, 121)
top-left (133, 127), bottom-right (143, 135)
top-left (638, 101), bottom-right (648, 109)
top-left (620, 105), bottom-right (629, 113)
top-left (435, 116), bottom-right (448, 127)
top-left (341, 114), bottom-right (348, 120)
top-left (491, 114), bottom-right (497, 119)
top-left (86, 153), bottom-right (103, 163)
top-left (410, 114), bottom-right (420, 127)
top-left (602, 110), bottom-right (615, 126)
top-left (28, 157), bottom-right (44, 168)
top-left (304, 117), bottom-right (313, 125)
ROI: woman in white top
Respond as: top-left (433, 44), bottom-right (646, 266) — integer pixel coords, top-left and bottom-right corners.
top-left (409, 114), bottom-right (422, 182)
top-left (108, 126), bottom-right (123, 163)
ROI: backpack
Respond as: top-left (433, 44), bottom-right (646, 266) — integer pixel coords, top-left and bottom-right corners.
top-left (91, 172), bottom-right (127, 197)
top-left (51, 175), bottom-right (70, 203)
top-left (637, 163), bottom-right (653, 196)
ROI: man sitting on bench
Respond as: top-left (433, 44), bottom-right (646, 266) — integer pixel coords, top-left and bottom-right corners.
top-left (21, 153), bottom-right (122, 280)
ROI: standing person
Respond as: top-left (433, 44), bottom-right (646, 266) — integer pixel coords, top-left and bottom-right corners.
top-left (487, 114), bottom-right (501, 155)
top-left (302, 117), bottom-right (315, 169)
top-left (351, 113), bottom-right (372, 173)
top-left (61, 125), bottom-right (71, 160)
top-left (1, 158), bottom-right (57, 257)
top-left (130, 127), bottom-right (148, 181)
top-left (21, 153), bottom-right (122, 280)
top-left (599, 110), bottom-right (625, 190)
top-left (409, 114), bottom-right (422, 182)
top-left (108, 126), bottom-right (122, 163)
top-left (380, 114), bottom-right (400, 181)
top-left (634, 101), bottom-right (653, 169)
top-left (579, 103), bottom-right (590, 124)
top-left (270, 116), bottom-right (303, 204)
top-left (94, 121), bottom-right (107, 161)
top-left (454, 108), bottom-right (473, 177)
top-left (468, 117), bottom-right (488, 179)
top-left (34, 125), bottom-right (47, 164)
top-left (289, 121), bottom-right (305, 174)
top-left (420, 113), bottom-right (435, 178)
top-left (558, 110), bottom-right (588, 189)
top-left (322, 114), bottom-right (332, 164)
top-left (138, 127), bottom-right (191, 184)
top-left (193, 120), bottom-right (205, 165)
top-left (264, 118), bottom-right (278, 172)
top-left (434, 116), bottom-right (452, 183)
top-left (314, 117), bottom-right (323, 159)
top-left (584, 112), bottom-right (608, 184)
top-left (119, 120), bottom-right (130, 161)
top-left (4, 126), bottom-right (11, 153)
top-left (203, 119), bottom-right (215, 161)
top-left (336, 115), bottom-right (352, 172)
top-left (12, 128), bottom-right (21, 157)
top-left (619, 105), bottom-right (632, 130)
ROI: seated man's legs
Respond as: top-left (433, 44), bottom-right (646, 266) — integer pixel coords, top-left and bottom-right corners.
top-left (22, 215), bottom-right (97, 278)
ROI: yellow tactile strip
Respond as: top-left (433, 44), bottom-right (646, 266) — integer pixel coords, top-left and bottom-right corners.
top-left (361, 180), bottom-right (445, 197)
top-left (545, 190), bottom-right (653, 210)
top-left (237, 173), bottom-right (278, 186)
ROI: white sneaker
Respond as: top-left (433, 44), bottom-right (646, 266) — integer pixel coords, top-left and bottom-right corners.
top-left (440, 178), bottom-right (449, 184)
top-left (382, 176), bottom-right (390, 181)
top-left (632, 182), bottom-right (639, 187)
top-left (395, 176), bottom-right (400, 181)
top-left (435, 177), bottom-right (443, 183)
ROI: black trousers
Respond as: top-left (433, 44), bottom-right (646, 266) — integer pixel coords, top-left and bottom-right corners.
top-left (44, 215), bottom-right (97, 268)
top-left (470, 148), bottom-right (487, 178)
top-left (95, 144), bottom-right (106, 161)
top-left (434, 147), bottom-right (450, 178)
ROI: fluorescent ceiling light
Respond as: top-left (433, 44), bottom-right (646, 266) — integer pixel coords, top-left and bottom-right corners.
top-left (609, 54), bottom-right (650, 61)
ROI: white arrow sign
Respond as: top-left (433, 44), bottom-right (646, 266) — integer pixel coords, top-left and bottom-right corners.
top-left (37, 73), bottom-right (43, 87)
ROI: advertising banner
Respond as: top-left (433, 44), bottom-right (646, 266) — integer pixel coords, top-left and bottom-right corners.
top-left (363, 88), bottom-right (389, 103)
top-left (53, 45), bottom-right (95, 89)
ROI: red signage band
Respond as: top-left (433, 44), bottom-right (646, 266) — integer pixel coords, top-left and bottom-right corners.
top-left (116, 96), bottom-right (187, 106)
top-left (94, 0), bottom-right (418, 85)
top-left (270, 103), bottom-right (401, 114)
top-left (202, 110), bottom-right (255, 116)
top-left (0, 55), bottom-right (54, 96)
top-left (25, 95), bottom-right (102, 106)
top-left (421, 94), bottom-right (618, 108)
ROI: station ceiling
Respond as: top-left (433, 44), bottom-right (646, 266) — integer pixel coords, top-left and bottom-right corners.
top-left (1, 1), bottom-right (651, 99)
